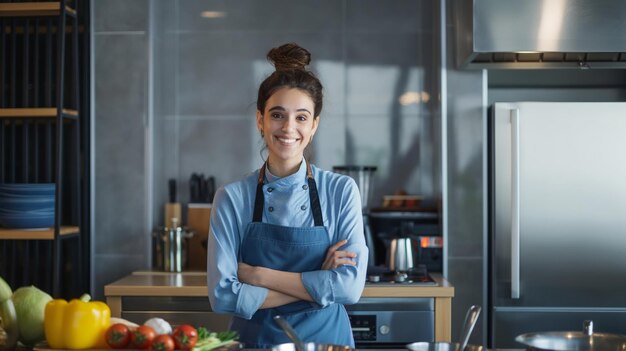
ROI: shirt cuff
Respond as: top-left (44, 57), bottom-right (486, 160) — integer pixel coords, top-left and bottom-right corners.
top-left (301, 270), bottom-right (334, 306)
top-left (235, 284), bottom-right (269, 319)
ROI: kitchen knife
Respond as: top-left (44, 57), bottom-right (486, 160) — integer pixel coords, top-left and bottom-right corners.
top-left (165, 178), bottom-right (181, 228)
top-left (199, 174), bottom-right (207, 203)
top-left (189, 173), bottom-right (200, 203)
top-left (207, 176), bottom-right (216, 203)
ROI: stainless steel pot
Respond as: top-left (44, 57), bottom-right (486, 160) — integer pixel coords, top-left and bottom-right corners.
top-left (515, 320), bottom-right (626, 351)
top-left (271, 343), bottom-right (354, 351)
top-left (152, 222), bottom-right (194, 272)
top-left (407, 305), bottom-right (483, 351)
top-left (406, 342), bottom-right (484, 351)
top-left (272, 315), bottom-right (355, 351)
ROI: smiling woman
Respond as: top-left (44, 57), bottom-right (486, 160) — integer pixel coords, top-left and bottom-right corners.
top-left (206, 43), bottom-right (369, 349)
top-left (257, 88), bottom-right (319, 176)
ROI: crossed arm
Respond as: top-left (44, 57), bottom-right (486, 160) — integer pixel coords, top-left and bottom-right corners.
top-left (237, 239), bottom-right (356, 309)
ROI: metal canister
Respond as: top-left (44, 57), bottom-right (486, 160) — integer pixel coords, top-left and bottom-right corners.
top-left (153, 219), bottom-right (194, 272)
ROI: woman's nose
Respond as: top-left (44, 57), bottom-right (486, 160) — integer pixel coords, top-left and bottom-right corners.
top-left (282, 116), bottom-right (296, 131)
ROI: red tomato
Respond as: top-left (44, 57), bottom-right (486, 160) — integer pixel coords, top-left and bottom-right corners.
top-left (105, 323), bottom-right (131, 349)
top-left (172, 325), bottom-right (198, 350)
top-left (151, 334), bottom-right (175, 351)
top-left (131, 325), bottom-right (157, 349)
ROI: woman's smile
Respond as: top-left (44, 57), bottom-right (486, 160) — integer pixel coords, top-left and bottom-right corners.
top-left (275, 135), bottom-right (299, 145)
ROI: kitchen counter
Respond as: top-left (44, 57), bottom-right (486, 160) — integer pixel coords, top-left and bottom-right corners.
top-left (105, 272), bottom-right (454, 341)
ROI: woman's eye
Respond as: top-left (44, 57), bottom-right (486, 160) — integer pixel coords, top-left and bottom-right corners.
top-left (271, 113), bottom-right (283, 119)
top-left (297, 115), bottom-right (308, 121)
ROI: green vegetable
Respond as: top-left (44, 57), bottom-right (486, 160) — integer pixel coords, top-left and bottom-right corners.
top-left (0, 298), bottom-right (19, 351)
top-left (11, 286), bottom-right (52, 346)
top-left (192, 328), bottom-right (238, 351)
top-left (0, 277), bottom-right (11, 303)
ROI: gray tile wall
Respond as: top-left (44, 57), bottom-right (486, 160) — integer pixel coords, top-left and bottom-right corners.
top-left (152, 0), bottom-right (440, 217)
top-left (93, 0), bottom-right (150, 300)
top-left (93, 0), bottom-right (441, 301)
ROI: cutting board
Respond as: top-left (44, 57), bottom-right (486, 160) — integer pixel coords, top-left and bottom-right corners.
top-left (186, 204), bottom-right (212, 271)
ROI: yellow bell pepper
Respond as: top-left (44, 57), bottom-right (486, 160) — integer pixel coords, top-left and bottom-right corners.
top-left (44, 294), bottom-right (111, 349)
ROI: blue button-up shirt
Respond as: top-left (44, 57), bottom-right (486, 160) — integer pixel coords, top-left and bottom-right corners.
top-left (207, 160), bottom-right (368, 319)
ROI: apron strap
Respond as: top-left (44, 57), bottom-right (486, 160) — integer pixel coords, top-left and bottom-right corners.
top-left (306, 162), bottom-right (324, 227)
top-left (252, 160), bottom-right (324, 226)
top-left (252, 164), bottom-right (267, 222)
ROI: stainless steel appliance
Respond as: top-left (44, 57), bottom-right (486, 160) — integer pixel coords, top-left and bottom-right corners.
top-left (369, 211), bottom-right (443, 273)
top-left (346, 297), bottom-right (434, 349)
top-left (347, 258), bottom-right (438, 347)
top-left (489, 102), bottom-right (626, 348)
top-left (456, 0), bottom-right (626, 69)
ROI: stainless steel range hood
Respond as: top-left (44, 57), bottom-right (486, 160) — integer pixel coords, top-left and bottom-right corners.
top-left (456, 0), bottom-right (626, 69)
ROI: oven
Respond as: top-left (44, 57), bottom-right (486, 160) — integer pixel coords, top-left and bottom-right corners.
top-left (345, 296), bottom-right (434, 349)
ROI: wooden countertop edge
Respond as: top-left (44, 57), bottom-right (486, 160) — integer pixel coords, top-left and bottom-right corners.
top-left (104, 272), bottom-right (454, 298)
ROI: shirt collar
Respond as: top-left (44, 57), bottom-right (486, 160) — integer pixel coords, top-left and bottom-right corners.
top-left (265, 158), bottom-right (307, 185)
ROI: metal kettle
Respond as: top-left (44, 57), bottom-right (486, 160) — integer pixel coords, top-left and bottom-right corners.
top-left (388, 237), bottom-right (415, 272)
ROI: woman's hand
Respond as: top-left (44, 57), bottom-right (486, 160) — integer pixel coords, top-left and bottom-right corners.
top-left (321, 239), bottom-right (357, 270)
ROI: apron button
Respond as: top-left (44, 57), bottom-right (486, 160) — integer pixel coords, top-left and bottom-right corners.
top-left (302, 184), bottom-right (309, 190)
top-left (267, 187), bottom-right (274, 193)
top-left (268, 206), bottom-right (274, 212)
top-left (300, 205), bottom-right (307, 211)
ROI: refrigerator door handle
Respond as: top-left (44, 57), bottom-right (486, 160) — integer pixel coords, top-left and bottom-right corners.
top-left (510, 108), bottom-right (521, 299)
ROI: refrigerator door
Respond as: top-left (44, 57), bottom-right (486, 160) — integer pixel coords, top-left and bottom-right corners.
top-left (490, 102), bottom-right (626, 346)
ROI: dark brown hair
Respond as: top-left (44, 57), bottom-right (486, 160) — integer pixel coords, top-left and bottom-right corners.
top-left (257, 43), bottom-right (324, 117)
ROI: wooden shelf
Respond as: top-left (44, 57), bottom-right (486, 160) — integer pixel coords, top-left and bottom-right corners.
top-left (0, 2), bottom-right (76, 17)
top-left (0, 226), bottom-right (79, 240)
top-left (0, 108), bottom-right (78, 118)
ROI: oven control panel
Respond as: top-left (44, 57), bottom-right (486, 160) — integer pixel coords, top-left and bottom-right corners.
top-left (346, 297), bottom-right (434, 345)
top-left (348, 315), bottom-right (377, 341)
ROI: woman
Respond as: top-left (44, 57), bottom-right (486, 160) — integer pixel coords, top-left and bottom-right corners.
top-left (207, 43), bottom-right (368, 348)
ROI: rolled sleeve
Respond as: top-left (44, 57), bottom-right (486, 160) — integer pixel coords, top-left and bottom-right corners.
top-left (301, 270), bottom-right (335, 306)
top-left (207, 186), bottom-right (269, 320)
top-left (234, 284), bottom-right (268, 319)
top-left (300, 176), bottom-right (368, 306)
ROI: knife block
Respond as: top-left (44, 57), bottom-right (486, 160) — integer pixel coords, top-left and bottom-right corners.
top-left (186, 204), bottom-right (212, 271)
top-left (164, 203), bottom-right (181, 228)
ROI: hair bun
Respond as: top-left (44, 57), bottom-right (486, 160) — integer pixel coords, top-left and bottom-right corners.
top-left (267, 43), bottom-right (311, 71)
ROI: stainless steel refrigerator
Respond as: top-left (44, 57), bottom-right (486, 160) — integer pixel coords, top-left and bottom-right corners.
top-left (489, 102), bottom-right (626, 348)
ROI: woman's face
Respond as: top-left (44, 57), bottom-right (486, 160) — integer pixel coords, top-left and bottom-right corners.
top-left (257, 87), bottom-right (319, 167)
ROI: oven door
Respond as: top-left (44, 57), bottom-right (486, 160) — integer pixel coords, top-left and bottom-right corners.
top-left (346, 297), bottom-right (434, 348)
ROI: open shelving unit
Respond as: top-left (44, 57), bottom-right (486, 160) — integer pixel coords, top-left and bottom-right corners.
top-left (0, 0), bottom-right (86, 298)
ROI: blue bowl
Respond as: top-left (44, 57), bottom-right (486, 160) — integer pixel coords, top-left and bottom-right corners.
top-left (0, 192), bottom-right (55, 200)
top-left (0, 215), bottom-right (54, 229)
top-left (0, 198), bottom-right (55, 212)
top-left (0, 208), bottom-right (55, 216)
top-left (0, 183), bottom-right (55, 196)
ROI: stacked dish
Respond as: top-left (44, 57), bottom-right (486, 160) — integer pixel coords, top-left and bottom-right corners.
top-left (0, 184), bottom-right (55, 229)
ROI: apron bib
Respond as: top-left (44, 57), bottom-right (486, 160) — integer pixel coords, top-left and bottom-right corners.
top-left (230, 161), bottom-right (354, 348)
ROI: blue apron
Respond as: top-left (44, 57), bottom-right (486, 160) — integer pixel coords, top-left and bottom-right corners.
top-left (230, 161), bottom-right (354, 348)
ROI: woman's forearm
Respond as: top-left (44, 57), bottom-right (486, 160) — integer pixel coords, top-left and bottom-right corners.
top-left (257, 267), bottom-right (314, 302)
top-left (259, 289), bottom-right (300, 309)
top-left (238, 263), bottom-right (314, 302)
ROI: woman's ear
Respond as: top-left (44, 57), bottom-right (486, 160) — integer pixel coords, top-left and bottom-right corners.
top-left (256, 110), bottom-right (264, 134)
top-left (312, 116), bottom-right (320, 135)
